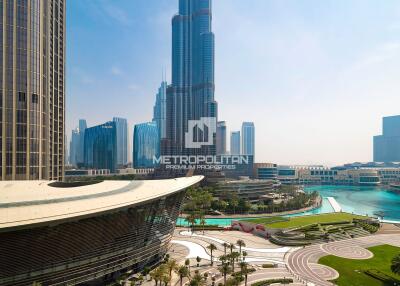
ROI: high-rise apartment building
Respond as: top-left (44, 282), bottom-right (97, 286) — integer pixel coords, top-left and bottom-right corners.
top-left (374, 115), bottom-right (400, 162)
top-left (113, 117), bottom-right (128, 167)
top-left (230, 131), bottom-right (241, 155)
top-left (69, 128), bottom-right (80, 167)
top-left (242, 122), bottom-right (255, 156)
top-left (1, 0), bottom-right (66, 180)
top-left (153, 81), bottom-right (167, 140)
top-left (164, 0), bottom-right (217, 157)
top-left (217, 121), bottom-right (227, 155)
top-left (133, 122), bottom-right (159, 169)
top-left (84, 121), bottom-right (117, 173)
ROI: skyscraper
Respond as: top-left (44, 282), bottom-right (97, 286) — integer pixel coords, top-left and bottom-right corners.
top-left (153, 81), bottom-right (167, 140)
top-left (77, 119), bottom-right (87, 165)
top-left (374, 115), bottom-right (400, 162)
top-left (230, 131), bottom-right (241, 155)
top-left (164, 0), bottom-right (217, 157)
top-left (1, 0), bottom-right (66, 180)
top-left (69, 129), bottom-right (80, 167)
top-left (242, 122), bottom-right (255, 156)
top-left (217, 121), bottom-right (227, 155)
top-left (133, 122), bottom-right (160, 169)
top-left (113, 117), bottom-right (128, 167)
top-left (84, 121), bottom-right (117, 173)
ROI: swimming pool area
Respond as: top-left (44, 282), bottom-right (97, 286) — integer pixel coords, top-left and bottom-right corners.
top-left (177, 185), bottom-right (400, 226)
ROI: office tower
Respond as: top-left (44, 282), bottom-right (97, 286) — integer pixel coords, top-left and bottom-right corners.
top-left (84, 121), bottom-right (117, 173)
top-left (164, 0), bottom-right (217, 156)
top-left (242, 122), bottom-right (255, 156)
top-left (230, 131), bottom-right (241, 155)
top-left (217, 121), bottom-right (227, 155)
top-left (69, 129), bottom-right (80, 167)
top-left (153, 81), bottom-right (167, 140)
top-left (113, 117), bottom-right (128, 167)
top-left (374, 115), bottom-right (400, 162)
top-left (133, 122), bottom-right (160, 169)
top-left (1, 0), bottom-right (66, 180)
top-left (78, 119), bottom-right (87, 164)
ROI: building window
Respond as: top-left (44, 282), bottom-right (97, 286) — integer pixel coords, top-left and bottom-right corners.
top-left (32, 93), bottom-right (38, 104)
top-left (18, 92), bottom-right (26, 102)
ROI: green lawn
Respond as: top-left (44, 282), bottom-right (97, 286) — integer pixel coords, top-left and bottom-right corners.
top-left (244, 213), bottom-right (366, 229)
top-left (319, 245), bottom-right (400, 286)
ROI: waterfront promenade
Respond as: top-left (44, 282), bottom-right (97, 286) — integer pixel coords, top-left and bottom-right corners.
top-left (327, 197), bottom-right (342, 212)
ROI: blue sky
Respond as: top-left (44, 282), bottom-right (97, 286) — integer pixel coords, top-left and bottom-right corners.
top-left (67, 0), bottom-right (400, 165)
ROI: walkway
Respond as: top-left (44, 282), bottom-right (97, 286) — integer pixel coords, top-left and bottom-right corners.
top-left (327, 197), bottom-right (342, 212)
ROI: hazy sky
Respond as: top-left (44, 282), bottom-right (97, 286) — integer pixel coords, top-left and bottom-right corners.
top-left (66, 0), bottom-right (400, 166)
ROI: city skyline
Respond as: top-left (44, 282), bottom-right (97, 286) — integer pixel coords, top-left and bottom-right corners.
top-left (67, 0), bottom-right (400, 165)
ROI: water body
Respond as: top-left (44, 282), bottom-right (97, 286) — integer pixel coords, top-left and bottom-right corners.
top-left (177, 185), bottom-right (400, 226)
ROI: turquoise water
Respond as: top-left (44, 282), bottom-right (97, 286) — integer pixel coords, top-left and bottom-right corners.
top-left (177, 185), bottom-right (400, 226)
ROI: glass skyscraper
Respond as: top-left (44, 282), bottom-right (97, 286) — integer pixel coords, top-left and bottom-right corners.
top-left (374, 115), bottom-right (400, 162)
top-left (133, 122), bottom-right (159, 169)
top-left (217, 121), bottom-right (227, 155)
top-left (230, 131), bottom-right (241, 155)
top-left (164, 0), bottom-right (217, 157)
top-left (241, 122), bottom-right (255, 156)
top-left (113, 117), bottom-right (128, 167)
top-left (69, 119), bottom-right (86, 168)
top-left (84, 121), bottom-right (117, 173)
top-left (1, 0), bottom-right (66, 180)
top-left (153, 81), bottom-right (167, 140)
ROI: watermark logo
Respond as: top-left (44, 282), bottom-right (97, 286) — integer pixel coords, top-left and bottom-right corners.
top-left (185, 117), bottom-right (216, 149)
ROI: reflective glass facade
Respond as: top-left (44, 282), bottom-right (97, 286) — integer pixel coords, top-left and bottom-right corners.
top-left (0, 190), bottom-right (186, 286)
top-left (374, 115), bottom-right (400, 162)
top-left (0, 0), bottom-right (65, 180)
top-left (84, 121), bottom-right (117, 172)
top-left (133, 122), bottom-right (160, 168)
top-left (216, 121), bottom-right (226, 155)
top-left (241, 122), bottom-right (255, 156)
top-left (230, 131), bottom-right (240, 155)
top-left (113, 117), bottom-right (128, 167)
top-left (164, 0), bottom-right (217, 157)
top-left (153, 81), bottom-right (167, 140)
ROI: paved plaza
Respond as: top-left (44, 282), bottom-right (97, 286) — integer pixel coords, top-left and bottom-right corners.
top-left (169, 227), bottom-right (400, 286)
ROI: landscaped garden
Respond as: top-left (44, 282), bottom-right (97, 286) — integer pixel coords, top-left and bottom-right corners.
top-left (318, 244), bottom-right (400, 286)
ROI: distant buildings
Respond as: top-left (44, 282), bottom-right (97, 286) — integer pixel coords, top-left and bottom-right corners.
top-left (113, 117), bottom-right (128, 167)
top-left (254, 163), bottom-right (278, 180)
top-left (153, 81), bottom-right (167, 140)
top-left (133, 122), bottom-right (160, 169)
top-left (374, 115), bottom-right (400, 162)
top-left (84, 121), bottom-right (117, 173)
top-left (230, 131), bottom-right (241, 155)
top-left (1, 0), bottom-right (66, 180)
top-left (217, 121), bottom-right (227, 155)
top-left (69, 119), bottom-right (87, 168)
top-left (242, 122), bottom-right (255, 156)
top-left (163, 0), bottom-right (217, 157)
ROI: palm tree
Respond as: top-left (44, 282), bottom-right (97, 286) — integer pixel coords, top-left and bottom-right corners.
top-left (176, 266), bottom-right (189, 286)
top-left (240, 262), bottom-right (250, 286)
top-left (391, 254), bottom-right (400, 274)
top-left (242, 251), bottom-right (248, 262)
top-left (218, 264), bottom-right (231, 286)
top-left (222, 242), bottom-right (228, 255)
top-left (219, 254), bottom-right (228, 266)
top-left (229, 243), bottom-right (235, 254)
top-left (196, 256), bottom-right (202, 267)
top-left (199, 214), bottom-right (207, 234)
top-left (230, 252), bottom-right (240, 272)
top-left (207, 243), bottom-right (218, 266)
top-left (185, 213), bottom-right (197, 232)
top-left (236, 240), bottom-right (246, 256)
top-left (185, 258), bottom-right (191, 272)
top-left (166, 259), bottom-right (178, 285)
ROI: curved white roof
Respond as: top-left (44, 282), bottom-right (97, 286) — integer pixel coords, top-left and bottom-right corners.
top-left (0, 176), bottom-right (203, 231)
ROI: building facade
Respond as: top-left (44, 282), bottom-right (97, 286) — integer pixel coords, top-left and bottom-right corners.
top-left (374, 115), bottom-right (400, 162)
top-left (216, 121), bottom-right (227, 155)
top-left (69, 128), bottom-right (79, 167)
top-left (241, 122), bottom-right (255, 156)
top-left (113, 117), bottom-right (128, 167)
top-left (84, 121), bottom-right (117, 173)
top-left (0, 176), bottom-right (203, 286)
top-left (163, 0), bottom-right (218, 157)
top-left (133, 122), bottom-right (160, 169)
top-left (1, 0), bottom-right (66, 180)
top-left (230, 131), bottom-right (241, 155)
top-left (153, 81), bottom-right (167, 140)
top-left (254, 163), bottom-right (278, 180)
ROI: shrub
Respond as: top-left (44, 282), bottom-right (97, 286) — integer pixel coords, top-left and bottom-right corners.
top-left (251, 278), bottom-right (293, 286)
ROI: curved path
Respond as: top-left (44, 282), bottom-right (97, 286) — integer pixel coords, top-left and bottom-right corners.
top-left (287, 233), bottom-right (400, 286)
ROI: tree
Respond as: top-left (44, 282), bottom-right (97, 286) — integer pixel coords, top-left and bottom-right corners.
top-left (222, 242), bottom-right (228, 255)
top-left (229, 252), bottom-right (240, 272)
top-left (239, 262), bottom-right (250, 286)
top-left (219, 254), bottom-right (228, 266)
top-left (166, 259), bottom-right (179, 284)
top-left (199, 215), bottom-right (207, 234)
top-left (218, 264), bottom-right (232, 286)
top-left (185, 258), bottom-right (191, 271)
top-left (185, 213), bottom-right (197, 232)
top-left (236, 240), bottom-right (246, 256)
top-left (391, 254), bottom-right (400, 275)
top-left (207, 243), bottom-right (218, 266)
top-left (196, 256), bottom-right (202, 267)
top-left (176, 266), bottom-right (189, 286)
top-left (230, 243), bottom-right (235, 254)
top-left (242, 251), bottom-right (248, 262)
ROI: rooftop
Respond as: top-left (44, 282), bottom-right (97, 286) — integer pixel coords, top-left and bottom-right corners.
top-left (0, 176), bottom-right (203, 231)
